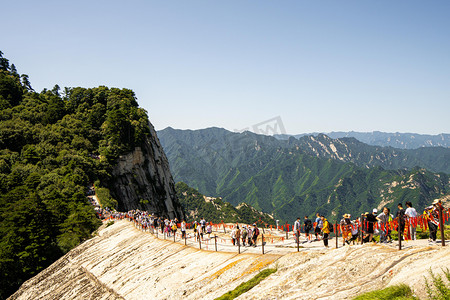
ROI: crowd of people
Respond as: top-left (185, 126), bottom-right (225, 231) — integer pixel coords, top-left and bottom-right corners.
top-left (291, 199), bottom-right (447, 248)
top-left (126, 210), bottom-right (184, 238)
top-left (123, 211), bottom-right (266, 247)
top-left (91, 182), bottom-right (447, 251)
top-left (230, 224), bottom-right (260, 247)
top-left (100, 208), bottom-right (267, 248)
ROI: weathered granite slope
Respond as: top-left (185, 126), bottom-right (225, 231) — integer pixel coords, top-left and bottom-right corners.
top-left (246, 244), bottom-right (450, 300)
top-left (10, 220), bottom-right (450, 300)
top-left (10, 221), bottom-right (279, 300)
top-left (110, 122), bottom-right (184, 219)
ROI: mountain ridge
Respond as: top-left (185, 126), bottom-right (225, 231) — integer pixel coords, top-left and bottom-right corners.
top-left (275, 131), bottom-right (450, 149)
top-left (158, 127), bottom-right (450, 223)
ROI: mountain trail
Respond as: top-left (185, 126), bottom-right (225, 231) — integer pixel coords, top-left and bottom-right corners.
top-left (9, 220), bottom-right (449, 300)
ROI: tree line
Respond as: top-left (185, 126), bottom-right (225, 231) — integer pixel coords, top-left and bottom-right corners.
top-left (0, 51), bottom-right (152, 299)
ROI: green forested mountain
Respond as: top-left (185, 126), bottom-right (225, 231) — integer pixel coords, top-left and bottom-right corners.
top-left (159, 127), bottom-right (281, 195)
top-left (0, 53), bottom-right (154, 298)
top-left (176, 182), bottom-right (275, 225)
top-left (290, 134), bottom-right (450, 174)
top-left (158, 127), bottom-right (450, 223)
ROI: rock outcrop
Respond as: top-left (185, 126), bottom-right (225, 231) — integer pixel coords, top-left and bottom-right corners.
top-left (9, 220), bottom-right (450, 300)
top-left (110, 122), bottom-right (184, 219)
top-left (9, 221), bottom-right (278, 300)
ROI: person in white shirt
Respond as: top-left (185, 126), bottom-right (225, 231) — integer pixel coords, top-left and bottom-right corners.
top-left (181, 220), bottom-right (187, 239)
top-left (293, 217), bottom-right (301, 243)
top-left (405, 201), bottom-right (418, 240)
top-left (231, 226), bottom-right (237, 246)
top-left (200, 218), bottom-right (207, 233)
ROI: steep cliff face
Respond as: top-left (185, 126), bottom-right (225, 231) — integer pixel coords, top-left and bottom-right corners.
top-left (110, 122), bottom-right (184, 219)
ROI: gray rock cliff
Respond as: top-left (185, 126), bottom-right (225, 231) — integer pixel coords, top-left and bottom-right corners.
top-left (109, 122), bottom-right (184, 219)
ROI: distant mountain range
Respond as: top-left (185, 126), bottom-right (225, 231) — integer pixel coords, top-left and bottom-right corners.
top-left (158, 127), bottom-right (450, 223)
top-left (275, 131), bottom-right (450, 149)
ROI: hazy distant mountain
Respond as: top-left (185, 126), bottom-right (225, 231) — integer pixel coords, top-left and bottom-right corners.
top-left (158, 127), bottom-right (450, 223)
top-left (275, 131), bottom-right (450, 149)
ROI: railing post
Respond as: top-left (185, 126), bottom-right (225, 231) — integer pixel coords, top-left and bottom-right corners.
top-left (262, 234), bottom-right (265, 255)
top-left (360, 216), bottom-right (364, 245)
top-left (438, 205), bottom-right (445, 247)
top-left (215, 235), bottom-right (217, 252)
top-left (297, 229), bottom-right (300, 252)
top-left (335, 222), bottom-right (338, 249)
top-left (198, 233), bottom-right (202, 249)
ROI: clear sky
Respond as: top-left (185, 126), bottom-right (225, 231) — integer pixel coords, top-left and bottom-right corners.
top-left (2, 1), bottom-right (449, 134)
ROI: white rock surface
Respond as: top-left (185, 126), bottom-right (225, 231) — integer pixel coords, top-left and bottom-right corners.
top-left (242, 243), bottom-right (450, 300)
top-left (10, 221), bottom-right (450, 300)
top-left (10, 221), bottom-right (279, 300)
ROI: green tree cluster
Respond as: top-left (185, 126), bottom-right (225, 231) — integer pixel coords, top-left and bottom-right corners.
top-left (176, 182), bottom-right (275, 225)
top-left (0, 52), bottom-right (152, 299)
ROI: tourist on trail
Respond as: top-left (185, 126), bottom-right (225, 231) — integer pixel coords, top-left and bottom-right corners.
top-left (165, 219), bottom-right (171, 237)
top-left (181, 220), bottom-right (186, 239)
top-left (294, 217), bottom-right (301, 244)
top-left (153, 216), bottom-right (158, 231)
top-left (386, 208), bottom-right (394, 242)
top-left (405, 201), bottom-right (418, 240)
top-left (171, 221), bottom-right (177, 236)
top-left (377, 207), bottom-right (391, 243)
top-left (372, 208), bottom-right (379, 237)
top-left (206, 223), bottom-right (212, 238)
top-left (252, 224), bottom-right (259, 247)
top-left (159, 217), bottom-right (164, 233)
top-left (363, 210), bottom-right (378, 243)
top-left (350, 218), bottom-right (359, 245)
top-left (231, 226), bottom-right (237, 246)
top-left (242, 225), bottom-right (248, 246)
top-left (314, 213), bottom-right (323, 241)
top-left (320, 215), bottom-right (331, 248)
top-left (425, 199), bottom-right (441, 243)
top-left (201, 217), bottom-right (207, 233)
top-left (340, 214), bottom-right (352, 246)
top-left (304, 216), bottom-right (313, 243)
top-left (360, 213), bottom-right (367, 242)
top-left (198, 223), bottom-right (204, 240)
top-left (247, 226), bottom-right (253, 246)
top-left (396, 203), bottom-right (406, 242)
top-left (193, 221), bottom-right (198, 240)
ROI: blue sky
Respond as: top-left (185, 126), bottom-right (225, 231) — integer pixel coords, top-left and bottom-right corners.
top-left (2, 1), bottom-right (449, 134)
